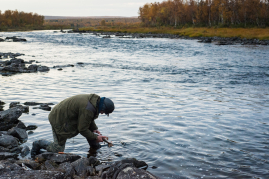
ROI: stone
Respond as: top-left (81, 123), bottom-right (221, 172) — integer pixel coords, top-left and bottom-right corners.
top-left (9, 146), bottom-right (23, 154)
top-left (20, 145), bottom-right (30, 157)
top-left (16, 159), bottom-right (40, 170)
top-left (0, 152), bottom-right (18, 160)
top-left (0, 100), bottom-right (5, 105)
top-left (26, 125), bottom-right (38, 130)
top-left (105, 158), bottom-right (149, 179)
top-left (36, 152), bottom-right (81, 164)
top-left (0, 106), bottom-right (22, 131)
top-left (86, 166), bottom-right (95, 176)
top-left (89, 156), bottom-right (100, 167)
top-left (37, 66), bottom-right (50, 72)
top-left (28, 131), bottom-right (34, 135)
top-left (27, 64), bottom-right (38, 72)
top-left (16, 121), bottom-right (27, 129)
top-left (71, 157), bottom-right (90, 177)
top-left (57, 162), bottom-right (76, 178)
top-left (0, 146), bottom-right (9, 152)
top-left (116, 166), bottom-right (160, 179)
top-left (44, 160), bottom-right (57, 170)
top-left (33, 104), bottom-right (51, 111)
top-left (95, 164), bottom-right (110, 172)
top-left (0, 135), bottom-right (19, 149)
top-left (7, 127), bottom-right (28, 142)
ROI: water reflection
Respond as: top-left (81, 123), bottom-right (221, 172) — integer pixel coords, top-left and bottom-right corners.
top-left (0, 30), bottom-right (269, 178)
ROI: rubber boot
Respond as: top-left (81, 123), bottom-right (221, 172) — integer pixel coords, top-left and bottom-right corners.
top-left (31, 139), bottom-right (52, 158)
top-left (87, 139), bottom-right (101, 150)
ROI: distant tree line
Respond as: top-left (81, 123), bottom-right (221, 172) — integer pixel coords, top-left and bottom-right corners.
top-left (0, 10), bottom-right (44, 29)
top-left (139, 0), bottom-right (269, 27)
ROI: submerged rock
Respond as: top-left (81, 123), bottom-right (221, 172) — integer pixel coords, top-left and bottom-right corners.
top-left (26, 125), bottom-right (38, 131)
top-left (33, 104), bottom-right (51, 111)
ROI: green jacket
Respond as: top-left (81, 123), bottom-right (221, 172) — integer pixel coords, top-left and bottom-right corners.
top-left (48, 94), bottom-right (100, 146)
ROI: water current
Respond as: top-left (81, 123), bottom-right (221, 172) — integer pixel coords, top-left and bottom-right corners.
top-left (0, 30), bottom-right (269, 178)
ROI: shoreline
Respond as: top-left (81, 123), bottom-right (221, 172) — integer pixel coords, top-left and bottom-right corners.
top-left (67, 29), bottom-right (269, 46)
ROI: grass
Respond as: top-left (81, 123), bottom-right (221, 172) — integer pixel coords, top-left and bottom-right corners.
top-left (79, 26), bottom-right (269, 40)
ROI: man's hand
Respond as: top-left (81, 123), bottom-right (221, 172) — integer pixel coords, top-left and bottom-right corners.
top-left (93, 130), bottom-right (101, 135)
top-left (96, 135), bottom-right (108, 143)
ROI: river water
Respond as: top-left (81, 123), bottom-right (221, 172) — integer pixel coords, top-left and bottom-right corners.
top-left (0, 30), bottom-right (269, 178)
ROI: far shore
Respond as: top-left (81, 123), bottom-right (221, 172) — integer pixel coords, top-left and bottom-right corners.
top-left (79, 27), bottom-right (269, 41)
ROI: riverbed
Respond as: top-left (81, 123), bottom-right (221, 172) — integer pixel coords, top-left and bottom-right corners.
top-left (1, 30), bottom-right (269, 178)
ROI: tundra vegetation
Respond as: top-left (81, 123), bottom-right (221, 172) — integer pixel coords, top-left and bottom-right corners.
top-left (1, 0), bottom-right (269, 39)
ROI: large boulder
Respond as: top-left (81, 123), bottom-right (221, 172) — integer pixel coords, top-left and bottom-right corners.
top-left (0, 107), bottom-right (22, 131)
top-left (7, 127), bottom-right (28, 142)
top-left (0, 135), bottom-right (19, 149)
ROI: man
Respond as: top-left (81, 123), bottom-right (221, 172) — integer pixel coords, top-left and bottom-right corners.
top-left (31, 94), bottom-right (115, 158)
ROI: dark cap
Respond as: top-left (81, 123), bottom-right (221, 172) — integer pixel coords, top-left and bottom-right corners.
top-left (103, 98), bottom-right (115, 116)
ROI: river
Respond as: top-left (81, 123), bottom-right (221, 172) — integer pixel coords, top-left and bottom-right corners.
top-left (1, 30), bottom-right (269, 178)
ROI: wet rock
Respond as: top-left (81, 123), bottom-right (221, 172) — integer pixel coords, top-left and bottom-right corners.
top-left (28, 131), bottom-right (34, 135)
top-left (216, 41), bottom-right (234, 45)
top-left (9, 103), bottom-right (29, 113)
top-left (0, 146), bottom-right (10, 152)
top-left (71, 157), bottom-right (90, 177)
top-left (0, 106), bottom-right (22, 124)
top-left (0, 131), bottom-right (7, 135)
top-left (27, 64), bottom-right (38, 72)
top-left (35, 152), bottom-right (81, 163)
top-left (0, 152), bottom-right (18, 160)
top-left (95, 164), bottom-right (110, 172)
top-left (16, 121), bottom-right (27, 129)
top-left (105, 158), bottom-right (148, 179)
top-left (33, 104), bottom-right (51, 111)
top-left (26, 125), bottom-right (38, 130)
top-left (53, 64), bottom-right (74, 68)
top-left (20, 145), bottom-right (30, 157)
top-left (0, 100), bottom-right (6, 105)
top-left (16, 159), bottom-right (40, 170)
top-left (117, 166), bottom-right (160, 179)
top-left (9, 146), bottom-right (23, 154)
top-left (86, 166), bottom-right (95, 176)
top-left (89, 156), bottom-right (100, 167)
top-left (0, 38), bottom-right (4, 42)
top-left (0, 134), bottom-right (19, 149)
top-left (57, 162), bottom-right (76, 178)
top-left (37, 66), bottom-right (50, 72)
top-left (23, 102), bottom-right (54, 106)
top-left (57, 68), bottom-right (63, 71)
top-left (43, 160), bottom-right (58, 170)
top-left (77, 62), bottom-right (84, 65)
top-left (13, 38), bottom-right (27, 42)
top-left (7, 127), bottom-right (28, 142)
top-left (0, 106), bottom-right (26, 131)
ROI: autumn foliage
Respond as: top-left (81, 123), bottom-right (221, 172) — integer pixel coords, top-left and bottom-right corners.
top-left (0, 10), bottom-right (44, 30)
top-left (139, 0), bottom-right (269, 27)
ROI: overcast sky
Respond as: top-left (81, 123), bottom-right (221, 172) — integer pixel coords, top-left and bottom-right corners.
top-left (1, 0), bottom-right (163, 17)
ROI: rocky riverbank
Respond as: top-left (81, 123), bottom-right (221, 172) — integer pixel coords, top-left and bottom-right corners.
top-left (66, 30), bottom-right (269, 46)
top-left (0, 100), bottom-right (160, 179)
top-left (0, 36), bottom-right (27, 42)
